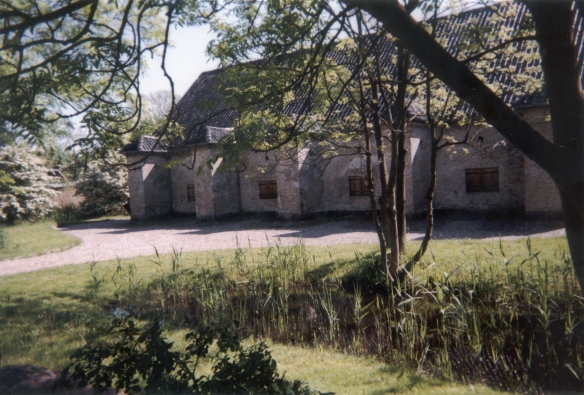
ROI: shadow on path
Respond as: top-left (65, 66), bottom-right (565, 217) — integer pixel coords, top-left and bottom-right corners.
top-left (60, 215), bottom-right (565, 241)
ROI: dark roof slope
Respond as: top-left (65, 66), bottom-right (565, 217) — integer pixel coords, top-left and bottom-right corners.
top-left (126, 2), bottom-right (583, 153)
top-left (169, 69), bottom-right (239, 145)
top-left (123, 135), bottom-right (168, 153)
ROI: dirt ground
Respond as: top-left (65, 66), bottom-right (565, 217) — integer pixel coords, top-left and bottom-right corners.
top-left (0, 215), bottom-right (566, 277)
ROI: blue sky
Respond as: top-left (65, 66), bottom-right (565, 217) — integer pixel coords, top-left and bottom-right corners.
top-left (141, 24), bottom-right (219, 96)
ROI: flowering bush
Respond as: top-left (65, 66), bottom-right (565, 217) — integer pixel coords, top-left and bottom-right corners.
top-left (0, 146), bottom-right (57, 224)
top-left (76, 161), bottom-right (129, 219)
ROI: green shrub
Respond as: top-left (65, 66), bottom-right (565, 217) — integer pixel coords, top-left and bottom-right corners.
top-left (75, 161), bottom-right (129, 219)
top-left (52, 204), bottom-right (81, 226)
top-left (67, 318), bottom-right (320, 395)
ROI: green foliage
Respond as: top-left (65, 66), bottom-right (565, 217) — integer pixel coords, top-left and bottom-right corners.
top-left (0, 145), bottom-right (57, 224)
top-left (0, 0), bottom-right (210, 150)
top-left (207, 0), bottom-right (545, 161)
top-left (68, 318), bottom-right (318, 395)
top-left (75, 160), bottom-right (129, 219)
top-left (52, 204), bottom-right (81, 227)
top-left (204, 0), bottom-right (354, 169)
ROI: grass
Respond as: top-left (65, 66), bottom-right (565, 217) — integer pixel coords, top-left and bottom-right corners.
top-left (0, 220), bottom-right (81, 260)
top-left (161, 331), bottom-right (504, 395)
top-left (0, 242), bottom-right (376, 368)
top-left (265, 341), bottom-right (504, 394)
top-left (0, 236), bottom-right (581, 393)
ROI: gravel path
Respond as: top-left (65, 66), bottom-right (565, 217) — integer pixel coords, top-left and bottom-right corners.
top-left (0, 216), bottom-right (566, 277)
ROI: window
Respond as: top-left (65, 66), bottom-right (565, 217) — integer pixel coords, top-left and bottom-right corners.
top-left (466, 168), bottom-right (499, 192)
top-left (259, 180), bottom-right (277, 199)
top-left (187, 184), bottom-right (195, 201)
top-left (349, 176), bottom-right (368, 196)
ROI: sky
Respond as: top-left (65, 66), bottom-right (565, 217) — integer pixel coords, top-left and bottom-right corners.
top-left (140, 24), bottom-right (219, 97)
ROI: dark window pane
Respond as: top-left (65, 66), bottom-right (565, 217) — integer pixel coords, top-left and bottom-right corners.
top-left (269, 181), bottom-right (278, 198)
top-left (259, 181), bottom-right (277, 199)
top-left (349, 176), bottom-right (368, 196)
top-left (349, 176), bottom-right (362, 196)
top-left (187, 184), bottom-right (195, 201)
top-left (466, 169), bottom-right (482, 192)
top-left (259, 181), bottom-right (269, 198)
top-left (466, 168), bottom-right (499, 192)
top-left (483, 168), bottom-right (499, 191)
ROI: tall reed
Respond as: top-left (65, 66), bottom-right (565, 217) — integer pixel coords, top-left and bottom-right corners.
top-left (92, 238), bottom-right (583, 393)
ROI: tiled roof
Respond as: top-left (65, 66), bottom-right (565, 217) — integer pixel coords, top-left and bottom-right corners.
top-left (123, 136), bottom-right (167, 153)
top-left (206, 126), bottom-right (233, 143)
top-left (127, 3), bottom-right (583, 153)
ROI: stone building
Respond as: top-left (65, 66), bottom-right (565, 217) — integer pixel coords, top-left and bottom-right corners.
top-left (123, 5), bottom-right (572, 222)
top-left (123, 105), bottom-right (562, 221)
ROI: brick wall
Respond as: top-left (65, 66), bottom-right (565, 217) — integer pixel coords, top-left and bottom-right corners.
top-left (126, 153), bottom-right (173, 220)
top-left (316, 151), bottom-right (373, 212)
top-left (170, 145), bottom-right (240, 220)
top-left (128, 109), bottom-right (563, 221)
top-left (170, 150), bottom-right (197, 214)
top-left (276, 149), bottom-right (306, 219)
top-left (127, 154), bottom-right (147, 220)
top-left (239, 152), bottom-right (279, 214)
top-left (299, 149), bottom-right (325, 213)
top-left (433, 126), bottom-right (525, 213)
top-left (521, 107), bottom-right (563, 217)
top-left (211, 157), bottom-right (240, 218)
top-left (192, 145), bottom-right (216, 219)
top-left (297, 134), bottom-right (417, 215)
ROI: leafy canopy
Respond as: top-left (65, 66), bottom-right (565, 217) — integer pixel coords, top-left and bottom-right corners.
top-left (0, 0), bottom-right (215, 151)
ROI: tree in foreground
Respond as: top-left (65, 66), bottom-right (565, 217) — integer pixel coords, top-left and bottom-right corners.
top-left (0, 0), bottom-right (213, 152)
top-left (206, 0), bottom-right (547, 282)
top-left (246, 0), bottom-right (582, 292)
top-left (347, 0), bottom-right (584, 292)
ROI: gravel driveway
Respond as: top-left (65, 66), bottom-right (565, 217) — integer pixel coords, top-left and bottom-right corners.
top-left (0, 216), bottom-right (566, 277)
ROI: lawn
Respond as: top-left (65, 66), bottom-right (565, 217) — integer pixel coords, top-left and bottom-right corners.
top-left (0, 221), bottom-right (81, 260)
top-left (0, 235), bottom-right (580, 393)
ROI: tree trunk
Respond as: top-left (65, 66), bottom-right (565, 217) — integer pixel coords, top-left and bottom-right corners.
top-left (358, 74), bottom-right (389, 275)
top-left (394, 47), bottom-right (410, 256)
top-left (370, 79), bottom-right (399, 280)
top-left (561, 190), bottom-right (584, 292)
top-left (396, 130), bottom-right (407, 255)
top-left (386, 127), bottom-right (400, 278)
top-left (526, 0), bottom-right (584, 293)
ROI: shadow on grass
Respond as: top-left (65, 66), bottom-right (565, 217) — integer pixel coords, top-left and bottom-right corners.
top-left (0, 291), bottom-right (113, 367)
top-left (367, 366), bottom-right (449, 394)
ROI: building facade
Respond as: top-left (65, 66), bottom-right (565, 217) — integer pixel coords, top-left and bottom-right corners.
top-left (123, 104), bottom-right (562, 221)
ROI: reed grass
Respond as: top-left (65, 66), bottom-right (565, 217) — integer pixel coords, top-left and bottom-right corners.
top-left (0, 236), bottom-right (581, 393)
